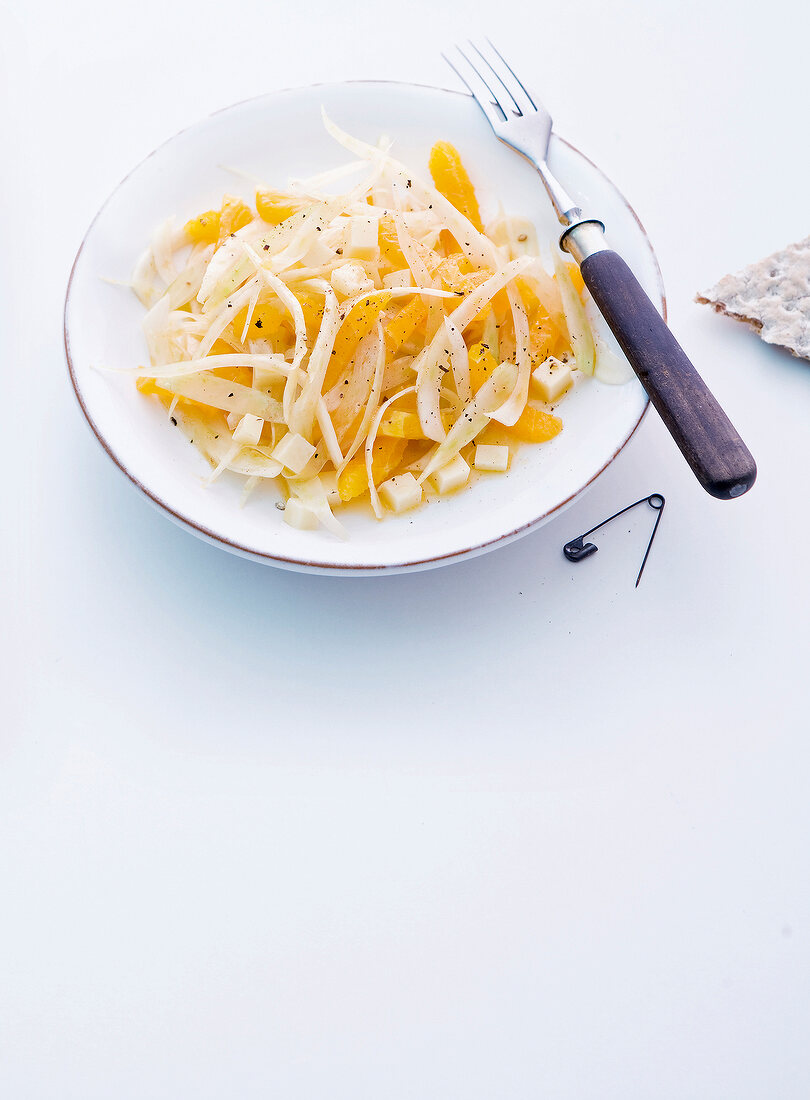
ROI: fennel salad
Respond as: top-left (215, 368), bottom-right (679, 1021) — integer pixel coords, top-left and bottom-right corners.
top-left (129, 111), bottom-right (618, 538)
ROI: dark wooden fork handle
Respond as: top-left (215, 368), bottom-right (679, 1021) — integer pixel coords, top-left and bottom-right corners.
top-left (579, 249), bottom-right (756, 499)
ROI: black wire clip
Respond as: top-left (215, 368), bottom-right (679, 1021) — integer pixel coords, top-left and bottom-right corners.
top-left (563, 493), bottom-right (665, 588)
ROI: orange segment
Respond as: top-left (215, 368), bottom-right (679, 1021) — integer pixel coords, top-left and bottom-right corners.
top-left (428, 141), bottom-right (483, 232)
top-left (498, 322), bottom-right (516, 365)
top-left (135, 377), bottom-right (207, 414)
top-left (384, 296), bottom-right (428, 354)
top-left (491, 287), bottom-right (512, 323)
top-left (298, 292), bottom-right (326, 332)
top-left (468, 342), bottom-right (498, 394)
top-left (255, 189), bottom-right (306, 225)
top-left (337, 463), bottom-right (370, 503)
top-left (217, 196), bottom-right (253, 245)
top-left (436, 255), bottom-right (493, 299)
top-left (528, 308), bottom-right (567, 364)
top-left (528, 314), bottom-right (556, 363)
top-left (135, 376), bottom-right (161, 397)
top-left (379, 409), bottom-right (454, 438)
top-left (378, 216), bottom-right (407, 268)
top-left (514, 276), bottom-right (540, 314)
top-left (567, 262), bottom-right (585, 295)
top-left (231, 296), bottom-right (322, 344)
top-left (230, 301), bottom-right (291, 343)
top-left (435, 253), bottom-right (473, 285)
top-left (378, 410), bottom-right (424, 439)
top-left (506, 406), bottom-right (563, 444)
top-left (210, 338), bottom-right (237, 355)
top-left (208, 365), bottom-right (253, 387)
top-left (475, 421), bottom-right (512, 447)
top-left (463, 304), bottom-right (492, 346)
top-left (185, 210), bottom-right (221, 244)
top-left (337, 436), bottom-right (407, 502)
top-left (325, 291), bottom-right (391, 391)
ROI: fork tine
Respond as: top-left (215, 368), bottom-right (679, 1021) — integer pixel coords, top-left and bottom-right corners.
top-left (445, 46), bottom-right (508, 129)
top-left (472, 39), bottom-right (537, 117)
top-left (484, 38), bottom-right (537, 110)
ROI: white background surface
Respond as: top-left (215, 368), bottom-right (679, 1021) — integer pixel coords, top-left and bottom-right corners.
top-left (3, 0), bottom-right (809, 1096)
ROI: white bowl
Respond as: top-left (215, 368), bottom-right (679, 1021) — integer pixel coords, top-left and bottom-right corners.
top-left (64, 81), bottom-right (662, 575)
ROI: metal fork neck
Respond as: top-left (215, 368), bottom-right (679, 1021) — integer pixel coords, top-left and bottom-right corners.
top-left (535, 161), bottom-right (609, 261)
top-left (559, 217), bottom-right (608, 263)
top-left (534, 161), bottom-right (580, 226)
top-left (559, 206), bottom-right (584, 227)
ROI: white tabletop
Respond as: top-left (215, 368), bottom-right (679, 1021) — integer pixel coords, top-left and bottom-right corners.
top-left (5, 0), bottom-right (810, 1096)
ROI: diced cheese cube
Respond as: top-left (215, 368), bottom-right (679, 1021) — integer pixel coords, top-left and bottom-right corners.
top-left (319, 471), bottom-right (340, 506)
top-left (430, 454), bottom-right (470, 494)
top-left (345, 216), bottom-right (380, 261)
top-left (530, 355), bottom-right (573, 403)
top-left (282, 499), bottom-right (319, 530)
top-left (232, 412), bottom-right (263, 446)
top-left (330, 262), bottom-right (374, 298)
top-left (271, 432), bottom-right (317, 474)
top-left (382, 268), bottom-right (414, 289)
top-left (379, 472), bottom-right (422, 514)
top-left (474, 444), bottom-right (510, 472)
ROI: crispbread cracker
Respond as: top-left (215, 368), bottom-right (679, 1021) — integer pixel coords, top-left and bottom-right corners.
top-left (696, 236), bottom-right (810, 359)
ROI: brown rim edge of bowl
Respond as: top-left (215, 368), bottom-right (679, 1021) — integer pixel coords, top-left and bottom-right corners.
top-left (63, 80), bottom-right (663, 575)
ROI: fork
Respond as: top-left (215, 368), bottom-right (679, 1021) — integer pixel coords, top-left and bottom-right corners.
top-left (445, 42), bottom-right (756, 500)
